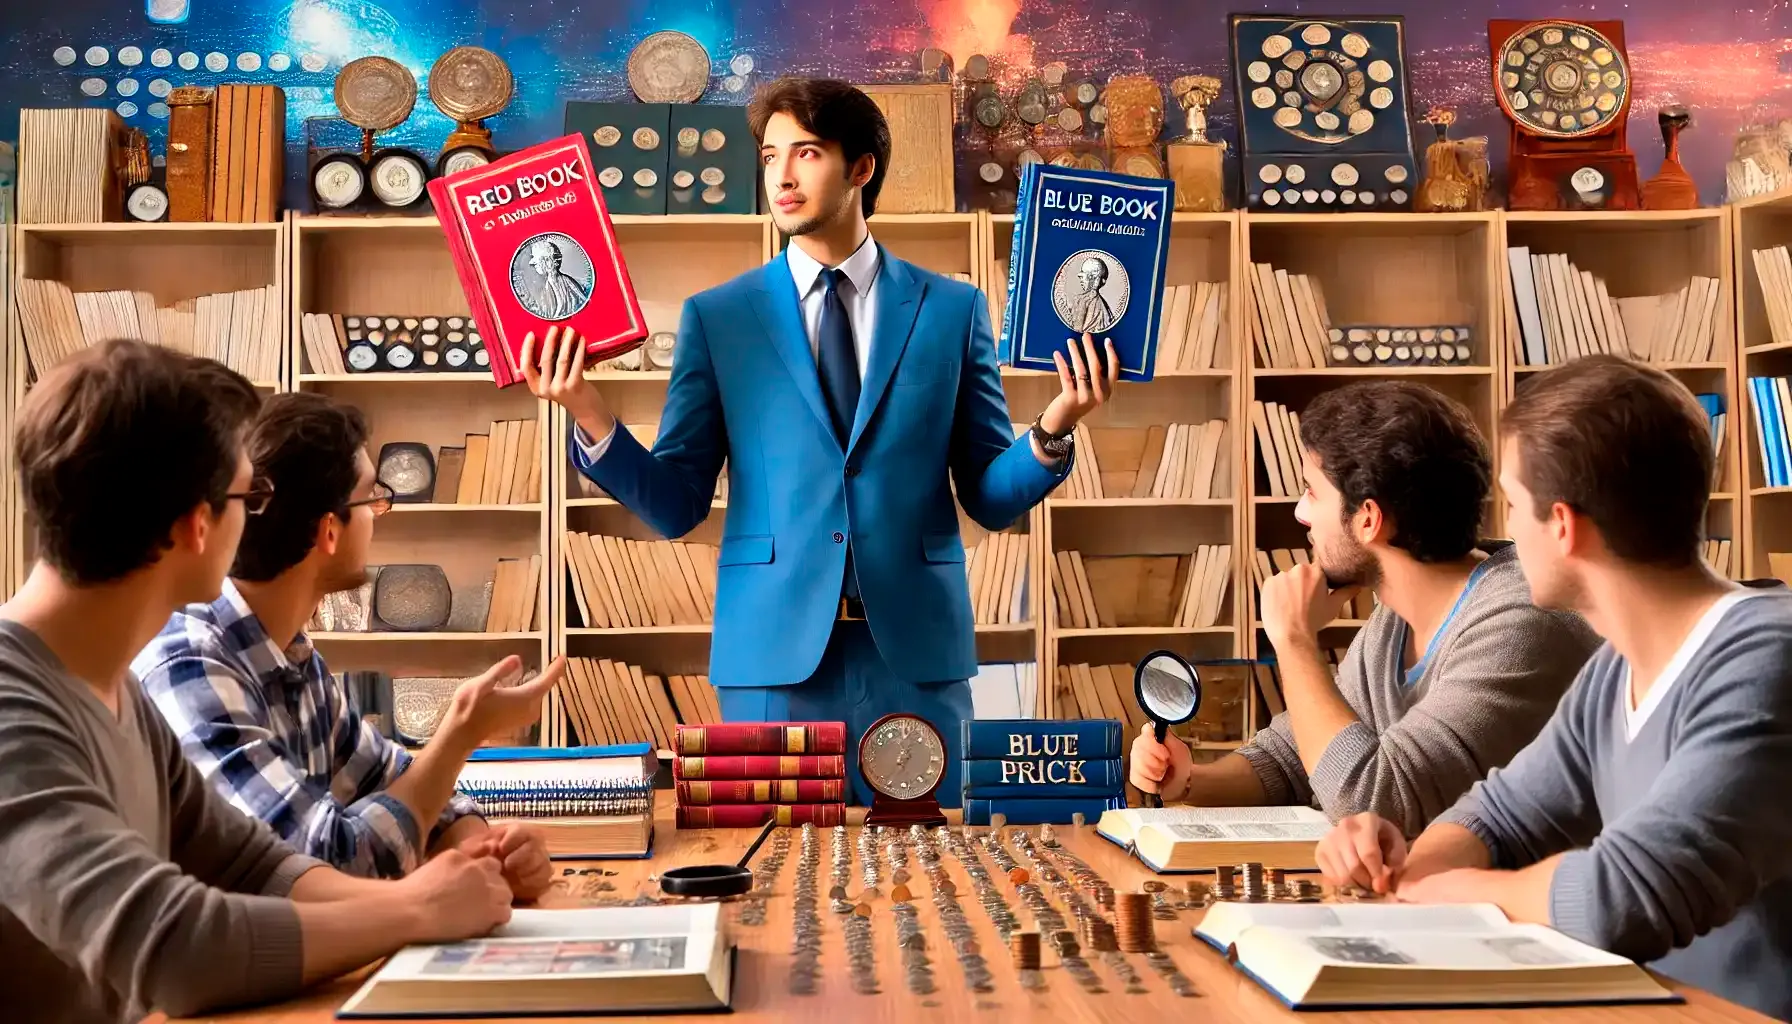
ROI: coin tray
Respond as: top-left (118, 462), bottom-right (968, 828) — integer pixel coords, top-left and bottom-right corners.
top-left (565, 101), bottom-right (672, 215)
top-left (1326, 324), bottom-right (1476, 367)
top-left (666, 104), bottom-right (757, 215)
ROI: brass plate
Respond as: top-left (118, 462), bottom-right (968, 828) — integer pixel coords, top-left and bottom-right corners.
top-left (335, 55), bottom-right (417, 132)
top-left (428, 46), bottom-right (513, 122)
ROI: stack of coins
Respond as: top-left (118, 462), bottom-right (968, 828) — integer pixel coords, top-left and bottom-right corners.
top-left (1114, 891), bottom-right (1155, 952)
top-left (1011, 930), bottom-right (1042, 970)
top-left (1290, 879), bottom-right (1324, 902)
top-left (1212, 864), bottom-right (1238, 901)
top-left (1238, 862), bottom-right (1269, 902)
top-left (1039, 822), bottom-right (1059, 847)
top-left (789, 823), bottom-right (823, 995)
top-left (738, 826), bottom-right (790, 926)
top-left (1267, 867), bottom-right (1287, 893)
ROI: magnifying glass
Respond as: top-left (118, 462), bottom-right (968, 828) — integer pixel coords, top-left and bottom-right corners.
top-left (1133, 649), bottom-right (1202, 809)
top-left (658, 818), bottom-right (778, 899)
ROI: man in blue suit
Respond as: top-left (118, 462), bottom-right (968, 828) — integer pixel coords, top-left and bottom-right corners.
top-left (523, 78), bottom-right (1116, 806)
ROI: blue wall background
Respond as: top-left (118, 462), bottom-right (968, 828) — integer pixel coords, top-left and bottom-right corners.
top-left (3, 0), bottom-right (1791, 207)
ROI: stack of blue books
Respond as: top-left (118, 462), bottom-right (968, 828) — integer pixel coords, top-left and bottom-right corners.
top-left (960, 719), bottom-right (1127, 826)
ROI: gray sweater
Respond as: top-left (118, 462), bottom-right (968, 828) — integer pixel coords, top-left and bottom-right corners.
top-left (1439, 585), bottom-right (1792, 1022)
top-left (1240, 542), bottom-right (1602, 836)
top-left (0, 620), bottom-right (322, 1023)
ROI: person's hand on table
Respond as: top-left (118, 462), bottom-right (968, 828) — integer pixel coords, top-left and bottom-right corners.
top-left (398, 848), bottom-right (514, 940)
top-left (1315, 812), bottom-right (1407, 895)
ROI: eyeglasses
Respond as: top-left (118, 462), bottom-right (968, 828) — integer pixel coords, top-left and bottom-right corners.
top-left (344, 480), bottom-right (396, 518)
top-left (226, 479), bottom-right (275, 516)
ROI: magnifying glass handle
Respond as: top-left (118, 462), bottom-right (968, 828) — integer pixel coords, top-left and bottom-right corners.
top-left (1143, 791), bottom-right (1163, 809)
top-left (1154, 720), bottom-right (1169, 743)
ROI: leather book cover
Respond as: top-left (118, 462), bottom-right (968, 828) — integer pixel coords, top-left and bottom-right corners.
top-left (166, 87), bottom-right (213, 222)
top-left (429, 133), bottom-right (646, 388)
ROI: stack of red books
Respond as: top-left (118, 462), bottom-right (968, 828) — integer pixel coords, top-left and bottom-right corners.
top-left (672, 723), bottom-right (849, 829)
top-left (428, 133), bottom-right (648, 389)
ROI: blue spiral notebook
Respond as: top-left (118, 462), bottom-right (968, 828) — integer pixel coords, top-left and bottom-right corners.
top-left (458, 744), bottom-right (659, 859)
top-left (998, 162), bottom-right (1174, 382)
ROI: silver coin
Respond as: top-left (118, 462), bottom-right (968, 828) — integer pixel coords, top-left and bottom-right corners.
top-left (593, 125), bottom-right (621, 147)
top-left (701, 128), bottom-right (726, 151)
top-left (152, 48), bottom-right (173, 67)
top-left (699, 166), bottom-right (724, 186)
top-left (53, 46), bottom-right (76, 66)
top-left (370, 152), bottom-right (425, 206)
top-left (508, 231), bottom-right (596, 322)
top-left (268, 53), bottom-right (291, 72)
top-left (80, 78), bottom-right (106, 97)
top-left (178, 51), bottom-right (199, 70)
top-left (632, 126), bottom-right (660, 149)
top-left (85, 46), bottom-right (109, 66)
top-left (723, 75), bottom-right (746, 93)
top-left (672, 169), bottom-right (695, 189)
top-left (237, 52), bottom-right (261, 72)
top-left (633, 167), bottom-right (658, 187)
top-left (148, 78), bottom-right (171, 97)
top-left (300, 52), bottom-right (327, 73)
top-left (116, 100), bottom-right (138, 117)
top-left (730, 53), bottom-right (754, 75)
top-left (117, 78), bottom-right (139, 96)
top-left (119, 46), bottom-right (143, 67)
top-left (598, 166), bottom-right (623, 187)
top-left (204, 51), bottom-right (227, 72)
top-left (676, 126), bottom-right (700, 152)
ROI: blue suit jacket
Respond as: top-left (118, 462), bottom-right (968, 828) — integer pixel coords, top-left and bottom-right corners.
top-left (573, 246), bottom-right (1071, 688)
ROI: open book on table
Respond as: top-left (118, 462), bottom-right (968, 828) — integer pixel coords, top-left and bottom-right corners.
top-left (336, 903), bottom-right (733, 1018)
top-left (1096, 805), bottom-right (1330, 872)
top-left (1195, 901), bottom-right (1679, 1011)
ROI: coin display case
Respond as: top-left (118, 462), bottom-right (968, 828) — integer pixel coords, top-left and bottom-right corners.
top-left (1229, 14), bottom-right (1419, 213)
top-left (564, 102), bottom-right (673, 216)
top-left (1492, 19), bottom-right (1640, 212)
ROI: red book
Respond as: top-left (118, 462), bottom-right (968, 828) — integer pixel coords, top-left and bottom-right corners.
top-left (675, 803), bottom-right (846, 829)
top-left (674, 723), bottom-right (847, 757)
top-left (672, 754), bottom-right (847, 780)
top-left (427, 133), bottom-right (647, 388)
top-left (676, 778), bottom-right (847, 805)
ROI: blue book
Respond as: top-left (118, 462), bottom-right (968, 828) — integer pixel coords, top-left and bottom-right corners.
top-left (961, 756), bottom-right (1125, 798)
top-left (962, 719), bottom-right (1123, 761)
top-left (962, 795), bottom-right (1128, 827)
top-left (998, 162), bottom-right (1174, 382)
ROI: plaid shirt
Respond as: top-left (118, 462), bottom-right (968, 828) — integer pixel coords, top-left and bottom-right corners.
top-left (133, 579), bottom-right (482, 879)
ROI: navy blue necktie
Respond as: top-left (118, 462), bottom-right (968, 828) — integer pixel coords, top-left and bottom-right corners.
top-left (816, 268), bottom-right (860, 447)
top-left (816, 268), bottom-right (860, 600)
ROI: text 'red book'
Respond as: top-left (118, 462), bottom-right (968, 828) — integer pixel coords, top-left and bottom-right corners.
top-left (428, 133), bottom-right (647, 388)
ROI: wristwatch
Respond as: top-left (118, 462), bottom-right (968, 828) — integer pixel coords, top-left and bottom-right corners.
top-left (1030, 414), bottom-right (1074, 460)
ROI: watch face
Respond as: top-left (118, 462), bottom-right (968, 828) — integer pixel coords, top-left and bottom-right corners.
top-left (858, 715), bottom-right (946, 800)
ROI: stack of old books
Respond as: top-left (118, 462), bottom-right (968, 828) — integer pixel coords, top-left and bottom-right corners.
top-left (672, 722), bottom-right (847, 829)
top-left (960, 718), bottom-right (1126, 826)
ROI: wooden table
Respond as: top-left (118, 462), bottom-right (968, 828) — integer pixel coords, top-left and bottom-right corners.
top-left (178, 809), bottom-right (1773, 1024)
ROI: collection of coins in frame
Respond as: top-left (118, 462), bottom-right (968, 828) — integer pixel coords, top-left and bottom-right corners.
top-left (1326, 325), bottom-right (1477, 367)
top-left (308, 46), bottom-right (514, 213)
top-left (338, 314), bottom-right (493, 374)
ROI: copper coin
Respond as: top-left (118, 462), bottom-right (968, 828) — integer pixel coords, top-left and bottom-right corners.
top-left (428, 46), bottom-right (513, 122)
top-left (335, 55), bottom-right (416, 132)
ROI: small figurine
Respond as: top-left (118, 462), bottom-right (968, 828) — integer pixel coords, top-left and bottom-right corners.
top-left (1642, 104), bottom-right (1699, 210)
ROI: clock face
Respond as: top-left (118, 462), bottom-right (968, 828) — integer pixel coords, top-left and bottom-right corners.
top-left (859, 715), bottom-right (946, 800)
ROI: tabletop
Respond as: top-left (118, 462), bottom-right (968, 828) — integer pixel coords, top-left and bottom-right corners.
top-left (173, 808), bottom-right (1776, 1024)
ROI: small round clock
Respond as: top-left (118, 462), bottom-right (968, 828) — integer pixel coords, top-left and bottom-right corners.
top-left (858, 713), bottom-right (949, 828)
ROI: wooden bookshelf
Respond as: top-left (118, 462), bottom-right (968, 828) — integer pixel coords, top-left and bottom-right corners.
top-left (1243, 211), bottom-right (1500, 662)
top-left (1731, 191), bottom-right (1792, 582)
top-left (7, 219), bottom-right (290, 586)
top-left (290, 213), bottom-right (552, 720)
top-left (1504, 208), bottom-right (1740, 580)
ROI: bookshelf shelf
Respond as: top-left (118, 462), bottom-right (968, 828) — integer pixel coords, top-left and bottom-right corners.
top-left (568, 625), bottom-right (712, 637)
top-left (310, 632), bottom-right (543, 642)
top-left (385, 503), bottom-right (543, 514)
top-left (298, 373), bottom-right (502, 384)
top-left (1254, 366), bottom-right (1495, 378)
top-left (1055, 626), bottom-right (1237, 638)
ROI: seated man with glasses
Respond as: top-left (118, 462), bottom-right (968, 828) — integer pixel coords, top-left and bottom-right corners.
top-left (135, 393), bottom-right (567, 894)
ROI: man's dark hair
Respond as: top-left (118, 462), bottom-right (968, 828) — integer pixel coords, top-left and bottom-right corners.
top-left (748, 77), bottom-right (891, 217)
top-left (1501, 354), bottom-right (1710, 568)
top-left (15, 338), bottom-right (260, 585)
top-left (1299, 381), bottom-right (1491, 563)
top-left (231, 392), bottom-right (369, 582)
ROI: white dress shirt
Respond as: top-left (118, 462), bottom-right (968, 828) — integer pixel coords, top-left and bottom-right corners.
top-left (575, 234), bottom-right (882, 459)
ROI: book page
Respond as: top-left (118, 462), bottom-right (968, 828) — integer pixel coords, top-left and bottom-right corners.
top-left (1138, 805), bottom-right (1332, 842)
top-left (1255, 922), bottom-right (1627, 971)
top-left (415, 935), bottom-right (689, 978)
top-left (1199, 901), bottom-right (1511, 948)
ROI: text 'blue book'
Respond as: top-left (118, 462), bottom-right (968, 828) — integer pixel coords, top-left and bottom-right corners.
top-left (998, 162), bottom-right (1174, 383)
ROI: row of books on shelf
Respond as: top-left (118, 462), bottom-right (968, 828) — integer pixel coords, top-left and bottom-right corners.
top-left (1050, 545), bottom-right (1234, 630)
top-left (549, 657), bottom-right (720, 754)
top-left (1152, 281), bottom-right (1231, 372)
top-left (1750, 244), bottom-right (1792, 350)
top-left (1251, 399), bottom-right (1307, 499)
top-left (308, 557), bottom-right (541, 635)
top-left (564, 532), bottom-right (717, 629)
top-left (570, 424), bottom-right (730, 502)
top-left (1704, 538), bottom-right (1736, 580)
top-left (426, 421), bottom-right (543, 505)
top-left (1244, 261), bottom-right (1334, 370)
top-left (16, 278), bottom-right (283, 381)
top-left (1508, 247), bottom-right (1724, 367)
top-left (967, 530), bottom-right (1030, 625)
top-left (969, 661), bottom-right (1040, 720)
top-left (1749, 375), bottom-right (1792, 489)
top-left (1057, 420), bottom-right (1232, 501)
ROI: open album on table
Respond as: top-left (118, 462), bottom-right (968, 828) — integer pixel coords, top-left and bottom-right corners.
top-left (1194, 901), bottom-right (1679, 1011)
top-left (336, 904), bottom-right (733, 1019)
top-left (1096, 805), bottom-right (1331, 872)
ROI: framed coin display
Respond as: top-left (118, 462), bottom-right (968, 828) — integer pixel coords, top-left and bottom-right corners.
top-left (428, 45), bottom-right (514, 177)
top-left (1491, 19), bottom-right (1639, 211)
top-left (1229, 14), bottom-right (1418, 211)
top-left (334, 55), bottom-right (417, 160)
top-left (859, 713), bottom-right (948, 829)
top-left (667, 103), bottom-right (756, 214)
top-left (564, 100), bottom-right (672, 214)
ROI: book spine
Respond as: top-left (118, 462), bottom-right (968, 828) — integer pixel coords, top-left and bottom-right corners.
top-left (674, 722), bottom-right (847, 756)
top-left (672, 754), bottom-right (847, 780)
top-left (998, 161), bottom-right (1035, 366)
top-left (961, 795), bottom-right (1126, 827)
top-left (960, 756), bottom-right (1124, 797)
top-left (962, 719), bottom-right (1123, 760)
top-left (675, 802), bottom-right (846, 829)
top-left (676, 778), bottom-right (846, 805)
top-left (456, 787), bottom-right (654, 819)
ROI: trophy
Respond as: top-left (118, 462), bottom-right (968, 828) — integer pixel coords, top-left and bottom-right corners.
top-left (322, 55), bottom-right (429, 211)
top-left (1641, 105), bottom-right (1698, 210)
top-left (1416, 106), bottom-right (1489, 212)
top-left (429, 46), bottom-right (514, 177)
top-left (1102, 73), bottom-right (1165, 177)
top-left (1492, 19), bottom-right (1639, 211)
top-left (1168, 75), bottom-right (1228, 211)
